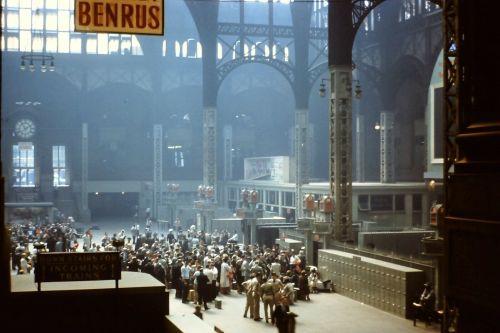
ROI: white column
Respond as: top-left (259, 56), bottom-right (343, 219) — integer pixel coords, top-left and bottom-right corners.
top-left (203, 107), bottom-right (217, 196)
top-left (80, 123), bottom-right (90, 222)
top-left (380, 112), bottom-right (395, 183)
top-left (355, 115), bottom-right (365, 182)
top-left (153, 124), bottom-right (163, 220)
top-left (295, 109), bottom-right (308, 219)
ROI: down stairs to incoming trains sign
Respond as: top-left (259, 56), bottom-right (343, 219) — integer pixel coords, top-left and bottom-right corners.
top-left (75, 0), bottom-right (164, 35)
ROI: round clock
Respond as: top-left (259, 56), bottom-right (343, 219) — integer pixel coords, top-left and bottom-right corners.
top-left (15, 118), bottom-right (36, 139)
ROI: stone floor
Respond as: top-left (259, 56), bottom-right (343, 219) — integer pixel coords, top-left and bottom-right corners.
top-left (26, 217), bottom-right (440, 333)
top-left (167, 287), bottom-right (441, 333)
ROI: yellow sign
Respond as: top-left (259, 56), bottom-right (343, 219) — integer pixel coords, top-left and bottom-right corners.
top-left (75, 0), bottom-right (164, 35)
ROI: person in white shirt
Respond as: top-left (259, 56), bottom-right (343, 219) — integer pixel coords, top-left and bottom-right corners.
top-left (19, 254), bottom-right (30, 274)
top-left (270, 258), bottom-right (281, 277)
top-left (308, 267), bottom-right (322, 293)
top-left (210, 260), bottom-right (218, 300)
top-left (192, 265), bottom-right (201, 303)
top-left (289, 249), bottom-right (298, 271)
top-left (220, 256), bottom-right (232, 294)
top-left (203, 261), bottom-right (216, 301)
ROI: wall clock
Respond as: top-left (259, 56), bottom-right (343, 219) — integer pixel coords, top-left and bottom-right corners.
top-left (15, 118), bottom-right (36, 139)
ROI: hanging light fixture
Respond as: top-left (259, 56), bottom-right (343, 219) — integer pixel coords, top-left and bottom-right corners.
top-left (319, 77), bottom-right (362, 99)
top-left (20, 8), bottom-right (55, 73)
top-left (353, 79), bottom-right (362, 99)
top-left (319, 78), bottom-right (329, 97)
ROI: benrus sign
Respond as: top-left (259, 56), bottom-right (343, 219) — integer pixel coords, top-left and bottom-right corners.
top-left (75, 0), bottom-right (164, 35)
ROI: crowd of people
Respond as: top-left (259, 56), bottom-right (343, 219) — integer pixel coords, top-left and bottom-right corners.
top-left (9, 215), bottom-right (82, 274)
top-left (9, 216), bottom-right (329, 332)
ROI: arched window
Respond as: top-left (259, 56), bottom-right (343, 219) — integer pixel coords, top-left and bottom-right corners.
top-left (196, 41), bottom-right (203, 58)
top-left (232, 40), bottom-right (241, 59)
top-left (283, 46), bottom-right (289, 62)
top-left (217, 42), bottom-right (223, 60)
top-left (272, 44), bottom-right (289, 62)
top-left (250, 42), bottom-right (270, 59)
top-left (182, 38), bottom-right (202, 58)
top-left (162, 40), bottom-right (168, 57)
top-left (400, 0), bottom-right (417, 22)
top-left (175, 40), bottom-right (181, 57)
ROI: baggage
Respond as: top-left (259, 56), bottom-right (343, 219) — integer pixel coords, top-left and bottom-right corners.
top-left (188, 289), bottom-right (195, 302)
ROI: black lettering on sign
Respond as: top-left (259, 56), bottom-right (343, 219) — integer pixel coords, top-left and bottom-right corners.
top-left (35, 252), bottom-right (121, 283)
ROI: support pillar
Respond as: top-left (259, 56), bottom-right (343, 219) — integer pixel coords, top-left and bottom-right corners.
top-left (329, 66), bottom-right (353, 242)
top-left (380, 112), bottom-right (395, 183)
top-left (355, 115), bottom-right (365, 182)
top-left (203, 107), bottom-right (217, 194)
top-left (153, 124), bottom-right (163, 220)
top-left (295, 109), bottom-right (308, 219)
top-left (80, 123), bottom-right (90, 222)
top-left (250, 219), bottom-right (257, 245)
top-left (223, 125), bottom-right (233, 181)
top-left (328, 0), bottom-right (354, 243)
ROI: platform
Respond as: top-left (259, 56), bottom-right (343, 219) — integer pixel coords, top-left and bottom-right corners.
top-left (7, 271), bottom-right (168, 333)
top-left (167, 287), bottom-right (440, 333)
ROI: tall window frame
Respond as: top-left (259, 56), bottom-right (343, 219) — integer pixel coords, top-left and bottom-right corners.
top-left (1, 1), bottom-right (143, 55)
top-left (52, 145), bottom-right (69, 187)
top-left (12, 143), bottom-right (35, 187)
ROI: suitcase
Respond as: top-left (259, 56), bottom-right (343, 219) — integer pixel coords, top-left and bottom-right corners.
top-left (188, 289), bottom-right (195, 302)
top-left (215, 299), bottom-right (222, 309)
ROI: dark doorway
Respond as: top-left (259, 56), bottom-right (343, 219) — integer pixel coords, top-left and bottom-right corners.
top-left (257, 227), bottom-right (279, 248)
top-left (88, 192), bottom-right (138, 219)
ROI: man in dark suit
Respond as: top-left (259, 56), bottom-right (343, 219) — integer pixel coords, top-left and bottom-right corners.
top-left (273, 295), bottom-right (290, 333)
top-left (413, 283), bottom-right (436, 326)
top-left (196, 267), bottom-right (210, 310)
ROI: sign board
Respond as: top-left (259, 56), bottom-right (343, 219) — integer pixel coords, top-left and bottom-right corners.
top-left (35, 252), bottom-right (121, 290)
top-left (244, 156), bottom-right (289, 182)
top-left (75, 0), bottom-right (164, 35)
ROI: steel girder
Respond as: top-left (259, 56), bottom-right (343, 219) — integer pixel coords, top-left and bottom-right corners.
top-left (442, 0), bottom-right (459, 329)
top-left (329, 66), bottom-right (353, 242)
top-left (218, 22), bottom-right (327, 40)
top-left (443, 0), bottom-right (459, 200)
top-left (216, 55), bottom-right (295, 92)
top-left (295, 110), bottom-right (308, 219)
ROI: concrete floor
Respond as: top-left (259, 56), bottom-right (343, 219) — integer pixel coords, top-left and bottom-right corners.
top-left (168, 287), bottom-right (440, 333)
top-left (83, 218), bottom-right (440, 333)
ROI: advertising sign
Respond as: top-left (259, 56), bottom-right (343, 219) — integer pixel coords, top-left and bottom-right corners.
top-left (75, 0), bottom-right (164, 35)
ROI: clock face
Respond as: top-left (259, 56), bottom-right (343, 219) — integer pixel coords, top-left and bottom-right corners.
top-left (15, 118), bottom-right (36, 139)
